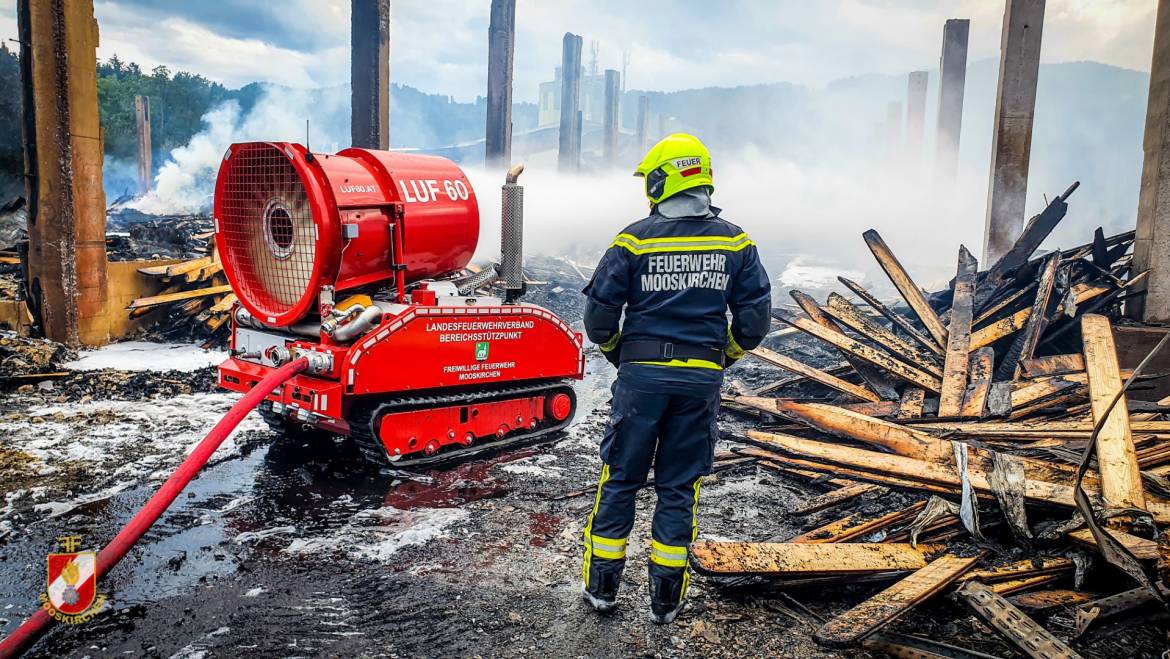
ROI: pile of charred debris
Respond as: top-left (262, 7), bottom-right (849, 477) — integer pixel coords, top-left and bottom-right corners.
top-left (701, 184), bottom-right (1170, 656)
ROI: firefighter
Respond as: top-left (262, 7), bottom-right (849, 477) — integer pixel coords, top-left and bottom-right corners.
top-left (580, 133), bottom-right (772, 623)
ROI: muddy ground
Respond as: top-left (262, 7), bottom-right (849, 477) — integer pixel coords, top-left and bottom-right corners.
top-left (0, 337), bottom-right (1166, 658)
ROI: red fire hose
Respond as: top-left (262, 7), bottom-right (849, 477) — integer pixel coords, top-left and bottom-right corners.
top-left (0, 357), bottom-right (309, 659)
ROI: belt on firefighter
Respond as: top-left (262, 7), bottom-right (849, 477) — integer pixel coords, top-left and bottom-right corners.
top-left (619, 340), bottom-right (724, 366)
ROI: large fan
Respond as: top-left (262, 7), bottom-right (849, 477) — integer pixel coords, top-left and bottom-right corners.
top-left (217, 143), bottom-right (318, 323)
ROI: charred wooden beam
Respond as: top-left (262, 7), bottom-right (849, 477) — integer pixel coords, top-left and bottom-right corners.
top-left (960, 348), bottom-right (995, 417)
top-left (774, 311), bottom-right (943, 392)
top-left (790, 290), bottom-right (899, 399)
top-left (822, 292), bottom-right (943, 376)
top-left (1082, 314), bottom-right (1147, 512)
top-left (838, 276), bottom-right (943, 357)
top-left (689, 540), bottom-right (941, 578)
top-left (815, 553), bottom-right (983, 648)
top-left (748, 347), bottom-right (880, 403)
top-left (939, 246), bottom-right (978, 416)
top-left (862, 230), bottom-right (949, 348)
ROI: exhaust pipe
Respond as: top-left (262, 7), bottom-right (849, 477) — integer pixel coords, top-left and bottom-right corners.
top-left (327, 305), bottom-right (383, 342)
top-left (500, 164), bottom-right (525, 303)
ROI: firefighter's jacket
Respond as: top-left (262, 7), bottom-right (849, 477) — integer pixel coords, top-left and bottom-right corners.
top-left (582, 188), bottom-right (772, 394)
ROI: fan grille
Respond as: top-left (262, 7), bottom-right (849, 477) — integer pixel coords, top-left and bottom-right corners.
top-left (218, 144), bottom-right (318, 322)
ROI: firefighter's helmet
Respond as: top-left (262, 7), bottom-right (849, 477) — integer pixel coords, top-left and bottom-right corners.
top-left (633, 133), bottom-right (714, 205)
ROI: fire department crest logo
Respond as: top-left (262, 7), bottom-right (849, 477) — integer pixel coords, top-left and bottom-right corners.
top-left (475, 341), bottom-right (490, 361)
top-left (38, 536), bottom-right (107, 623)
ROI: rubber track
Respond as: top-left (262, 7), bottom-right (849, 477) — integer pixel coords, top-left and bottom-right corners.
top-left (347, 380), bottom-right (577, 469)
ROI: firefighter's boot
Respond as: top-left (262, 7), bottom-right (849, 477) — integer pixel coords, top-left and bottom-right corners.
top-left (582, 558), bottom-right (622, 613)
top-left (649, 568), bottom-right (686, 624)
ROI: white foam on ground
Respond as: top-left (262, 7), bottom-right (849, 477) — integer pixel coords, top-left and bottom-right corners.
top-left (497, 453), bottom-right (563, 477)
top-left (778, 256), bottom-right (867, 291)
top-left (284, 506), bottom-right (469, 563)
top-left (233, 526), bottom-right (297, 545)
top-left (65, 341), bottom-right (228, 372)
top-left (0, 393), bottom-right (266, 522)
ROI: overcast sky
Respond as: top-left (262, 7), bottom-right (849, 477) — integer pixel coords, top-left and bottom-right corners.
top-left (0, 1), bottom-right (1158, 101)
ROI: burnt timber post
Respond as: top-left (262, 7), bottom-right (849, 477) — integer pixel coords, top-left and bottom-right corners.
top-left (351, 0), bottom-right (391, 150)
top-left (936, 19), bottom-right (969, 179)
top-left (603, 69), bottom-right (620, 165)
top-left (1131, 0), bottom-right (1170, 322)
top-left (558, 32), bottom-right (583, 172)
top-left (906, 71), bottom-right (928, 158)
top-left (17, 0), bottom-right (110, 347)
top-left (983, 0), bottom-right (1046, 265)
top-left (135, 95), bottom-right (151, 194)
top-left (485, 0), bottom-right (515, 168)
top-left (635, 95), bottom-right (649, 154)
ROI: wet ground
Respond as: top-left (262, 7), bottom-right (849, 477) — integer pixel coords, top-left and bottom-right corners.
top-left (0, 341), bottom-right (1167, 657)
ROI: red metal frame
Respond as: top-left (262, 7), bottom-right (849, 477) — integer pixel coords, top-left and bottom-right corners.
top-left (218, 303), bottom-right (585, 461)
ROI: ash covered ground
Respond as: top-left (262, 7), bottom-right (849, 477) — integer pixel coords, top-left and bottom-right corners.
top-left (0, 257), bottom-right (1162, 658)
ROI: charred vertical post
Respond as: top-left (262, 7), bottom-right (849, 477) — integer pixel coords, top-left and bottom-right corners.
top-left (936, 19), bottom-right (970, 178)
top-left (485, 0), bottom-right (515, 168)
top-left (906, 71), bottom-right (928, 157)
top-left (1130, 0), bottom-right (1170, 322)
top-left (885, 101), bottom-right (903, 154)
top-left (134, 95), bottom-right (151, 194)
top-left (603, 69), bottom-right (620, 165)
top-left (351, 0), bottom-right (391, 150)
top-left (635, 95), bottom-right (649, 154)
top-left (18, 0), bottom-right (110, 347)
top-left (983, 0), bottom-right (1046, 265)
top-left (558, 33), bottom-right (583, 172)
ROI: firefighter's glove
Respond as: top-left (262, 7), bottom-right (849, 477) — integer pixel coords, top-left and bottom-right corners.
top-left (724, 334), bottom-right (746, 368)
top-left (600, 333), bottom-right (622, 368)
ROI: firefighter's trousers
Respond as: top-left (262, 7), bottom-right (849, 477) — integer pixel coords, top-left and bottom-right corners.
top-left (581, 376), bottom-right (719, 596)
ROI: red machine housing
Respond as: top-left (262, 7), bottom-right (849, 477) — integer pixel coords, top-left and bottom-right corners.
top-left (215, 142), bottom-right (480, 326)
top-left (214, 143), bottom-right (583, 465)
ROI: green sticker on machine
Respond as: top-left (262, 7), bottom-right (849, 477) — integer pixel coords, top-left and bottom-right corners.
top-left (475, 341), bottom-right (490, 361)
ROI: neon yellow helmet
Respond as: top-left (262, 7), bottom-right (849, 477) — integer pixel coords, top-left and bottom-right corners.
top-left (633, 133), bottom-right (714, 205)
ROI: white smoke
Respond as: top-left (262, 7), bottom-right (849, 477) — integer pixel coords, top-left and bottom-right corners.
top-left (466, 149), bottom-right (991, 298)
top-left (131, 85), bottom-right (349, 215)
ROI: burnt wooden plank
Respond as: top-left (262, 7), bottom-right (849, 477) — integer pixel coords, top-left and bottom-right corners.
top-left (896, 388), bottom-right (926, 419)
top-left (996, 253), bottom-right (1060, 381)
top-left (792, 501), bottom-right (927, 544)
top-left (793, 483), bottom-right (886, 515)
top-left (1067, 527), bottom-right (1159, 561)
top-left (689, 540), bottom-right (938, 577)
top-left (970, 281), bottom-right (1114, 351)
top-left (939, 246), bottom-right (978, 417)
top-left (862, 230), bottom-right (949, 348)
top-left (774, 311), bottom-right (943, 393)
top-left (756, 398), bottom-right (943, 460)
top-left (960, 347), bottom-right (995, 417)
top-left (973, 281), bottom-right (1036, 327)
top-left (1019, 354), bottom-right (1085, 378)
top-left (745, 431), bottom-right (1170, 523)
top-left (975, 181), bottom-right (1078, 312)
top-left (814, 554), bottom-right (983, 647)
top-left (790, 290), bottom-right (900, 400)
top-left (1081, 314), bottom-right (1146, 511)
top-left (748, 346), bottom-right (881, 403)
top-left (822, 293), bottom-right (944, 376)
top-left (838, 276), bottom-right (943, 356)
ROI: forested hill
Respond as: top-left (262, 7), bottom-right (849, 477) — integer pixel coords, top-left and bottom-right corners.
top-left (0, 50), bottom-right (539, 197)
